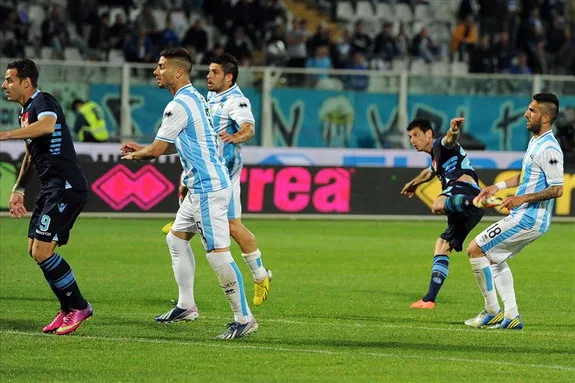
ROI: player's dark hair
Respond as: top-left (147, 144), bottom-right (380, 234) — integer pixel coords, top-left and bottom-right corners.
top-left (159, 47), bottom-right (193, 74)
top-left (6, 58), bottom-right (39, 87)
top-left (533, 93), bottom-right (559, 124)
top-left (407, 118), bottom-right (434, 136)
top-left (71, 99), bottom-right (84, 111)
top-left (211, 53), bottom-right (239, 85)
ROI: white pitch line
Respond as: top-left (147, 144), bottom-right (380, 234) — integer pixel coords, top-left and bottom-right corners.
top-left (2, 330), bottom-right (574, 372)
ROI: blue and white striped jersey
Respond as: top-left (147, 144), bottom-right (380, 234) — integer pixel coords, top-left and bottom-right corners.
top-left (511, 130), bottom-right (564, 232)
top-left (156, 84), bottom-right (230, 193)
top-left (207, 84), bottom-right (255, 178)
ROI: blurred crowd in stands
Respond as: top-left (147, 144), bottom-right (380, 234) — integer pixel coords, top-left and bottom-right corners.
top-left (0, 0), bottom-right (573, 75)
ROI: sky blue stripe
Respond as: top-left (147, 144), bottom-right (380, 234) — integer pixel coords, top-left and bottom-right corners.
top-left (228, 190), bottom-right (236, 219)
top-left (256, 258), bottom-right (262, 268)
top-left (432, 264), bottom-right (449, 276)
top-left (481, 225), bottom-right (522, 252)
top-left (230, 261), bottom-right (249, 316)
top-left (540, 200), bottom-right (552, 232)
top-left (434, 255), bottom-right (450, 262)
top-left (52, 131), bottom-right (62, 137)
top-left (200, 193), bottom-right (215, 250)
top-left (156, 135), bottom-right (175, 143)
top-left (52, 269), bottom-right (72, 285)
top-left (174, 98), bottom-right (208, 192)
top-left (41, 254), bottom-right (61, 271)
top-left (53, 270), bottom-right (75, 289)
top-left (442, 157), bottom-right (457, 170)
top-left (482, 266), bottom-right (493, 292)
top-left (186, 91), bottom-right (229, 188)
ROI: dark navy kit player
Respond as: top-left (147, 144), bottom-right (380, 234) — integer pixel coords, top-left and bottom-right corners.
top-left (401, 117), bottom-right (501, 309)
top-left (1, 59), bottom-right (92, 335)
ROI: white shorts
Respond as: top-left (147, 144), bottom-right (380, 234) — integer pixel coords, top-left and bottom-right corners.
top-left (191, 187), bottom-right (231, 251)
top-left (475, 215), bottom-right (543, 264)
top-left (172, 193), bottom-right (198, 234)
top-left (228, 171), bottom-right (242, 220)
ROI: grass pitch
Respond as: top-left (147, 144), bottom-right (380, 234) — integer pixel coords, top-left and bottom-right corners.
top-left (1, 217), bottom-right (574, 382)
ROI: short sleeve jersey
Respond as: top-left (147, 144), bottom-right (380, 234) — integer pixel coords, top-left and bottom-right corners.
top-left (511, 130), bottom-right (564, 232)
top-left (207, 84), bottom-right (255, 178)
top-left (155, 84), bottom-right (230, 193)
top-left (430, 136), bottom-right (479, 190)
top-left (19, 90), bottom-right (88, 191)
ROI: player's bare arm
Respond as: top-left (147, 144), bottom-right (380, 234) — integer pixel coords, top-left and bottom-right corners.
top-left (8, 149), bottom-right (32, 218)
top-left (401, 167), bottom-right (435, 198)
top-left (0, 115), bottom-right (56, 141)
top-left (121, 141), bottom-right (177, 156)
top-left (121, 139), bottom-right (171, 160)
top-left (477, 174), bottom-right (521, 200)
top-left (442, 117), bottom-right (464, 147)
top-left (219, 122), bottom-right (254, 144)
top-left (120, 141), bottom-right (145, 154)
top-left (501, 185), bottom-right (563, 210)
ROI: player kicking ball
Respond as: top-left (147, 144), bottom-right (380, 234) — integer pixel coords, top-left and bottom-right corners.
top-left (402, 117), bottom-right (501, 309)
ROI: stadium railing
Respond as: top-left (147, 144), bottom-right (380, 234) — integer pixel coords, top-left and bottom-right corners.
top-left (0, 58), bottom-right (573, 148)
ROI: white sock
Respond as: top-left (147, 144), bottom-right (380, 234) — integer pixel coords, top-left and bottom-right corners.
top-left (206, 251), bottom-right (252, 323)
top-left (242, 249), bottom-right (267, 282)
top-left (166, 232), bottom-right (196, 309)
top-left (470, 257), bottom-right (500, 314)
top-left (492, 262), bottom-right (519, 319)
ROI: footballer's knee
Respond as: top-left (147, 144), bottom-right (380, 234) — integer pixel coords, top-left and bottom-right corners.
top-left (467, 240), bottom-right (483, 258)
top-left (431, 201), bottom-right (445, 215)
top-left (167, 231), bottom-right (193, 247)
top-left (27, 239), bottom-right (34, 258)
top-left (30, 240), bottom-right (57, 263)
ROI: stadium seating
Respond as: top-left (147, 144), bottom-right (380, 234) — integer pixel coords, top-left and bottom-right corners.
top-left (336, 1), bottom-right (355, 22)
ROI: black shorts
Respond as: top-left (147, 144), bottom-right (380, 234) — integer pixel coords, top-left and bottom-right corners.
top-left (28, 188), bottom-right (88, 246)
top-left (439, 181), bottom-right (484, 252)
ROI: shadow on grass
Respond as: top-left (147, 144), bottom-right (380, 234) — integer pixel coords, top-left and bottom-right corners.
top-left (0, 317), bottom-right (42, 332)
top-left (0, 296), bottom-right (54, 303)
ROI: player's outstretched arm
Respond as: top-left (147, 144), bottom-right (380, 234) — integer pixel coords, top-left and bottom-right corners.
top-left (0, 116), bottom-right (56, 141)
top-left (442, 117), bottom-right (464, 148)
top-left (121, 139), bottom-right (170, 161)
top-left (501, 185), bottom-right (563, 210)
top-left (477, 173), bottom-right (521, 200)
top-left (401, 167), bottom-right (435, 198)
top-left (120, 141), bottom-right (144, 155)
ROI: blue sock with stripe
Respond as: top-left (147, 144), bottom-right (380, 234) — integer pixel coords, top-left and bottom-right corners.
top-left (422, 255), bottom-right (449, 302)
top-left (38, 253), bottom-right (87, 311)
top-left (444, 195), bottom-right (476, 214)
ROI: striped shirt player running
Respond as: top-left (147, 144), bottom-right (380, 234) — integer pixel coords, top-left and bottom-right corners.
top-left (121, 48), bottom-right (257, 339)
top-left (465, 93), bottom-right (564, 330)
top-left (207, 53), bottom-right (272, 307)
